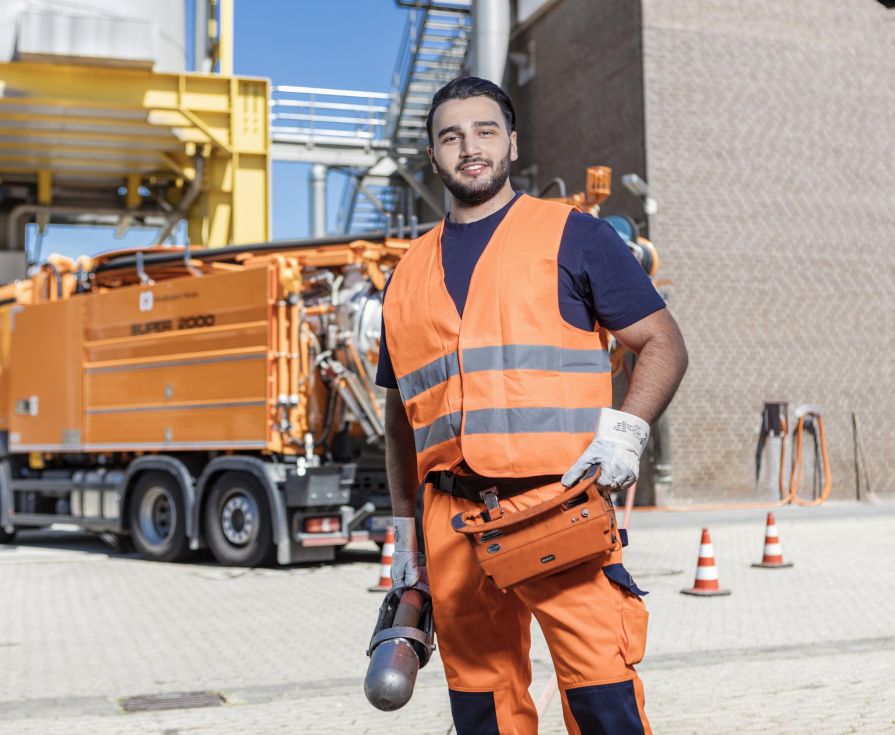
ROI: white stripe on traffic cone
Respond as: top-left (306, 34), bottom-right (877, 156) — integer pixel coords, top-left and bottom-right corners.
top-left (752, 512), bottom-right (794, 568)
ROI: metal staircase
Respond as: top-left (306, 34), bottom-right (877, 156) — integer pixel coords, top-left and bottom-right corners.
top-left (343, 0), bottom-right (472, 233)
top-left (267, 1), bottom-right (473, 235)
top-left (336, 172), bottom-right (401, 234)
top-left (388, 1), bottom-right (473, 157)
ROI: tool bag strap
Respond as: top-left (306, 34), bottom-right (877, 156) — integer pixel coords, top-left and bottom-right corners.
top-left (450, 474), bottom-right (602, 536)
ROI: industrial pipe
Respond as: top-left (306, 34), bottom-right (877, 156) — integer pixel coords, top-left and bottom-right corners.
top-left (6, 205), bottom-right (169, 258)
top-left (286, 256), bottom-right (306, 440)
top-left (538, 177), bottom-right (567, 198)
top-left (155, 155), bottom-right (206, 245)
top-left (310, 164), bottom-right (327, 238)
top-left (472, 0), bottom-right (511, 84)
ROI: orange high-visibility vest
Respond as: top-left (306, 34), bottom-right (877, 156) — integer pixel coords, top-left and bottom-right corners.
top-left (383, 194), bottom-right (612, 483)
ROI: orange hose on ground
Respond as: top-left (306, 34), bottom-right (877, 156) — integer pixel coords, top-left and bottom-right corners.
top-left (789, 413), bottom-right (832, 506)
top-left (629, 416), bottom-right (801, 513)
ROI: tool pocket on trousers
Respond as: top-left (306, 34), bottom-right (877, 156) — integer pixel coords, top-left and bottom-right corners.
top-left (620, 600), bottom-right (649, 665)
top-left (604, 564), bottom-right (649, 666)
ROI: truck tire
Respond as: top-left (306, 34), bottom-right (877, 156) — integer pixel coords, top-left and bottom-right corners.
top-left (129, 471), bottom-right (189, 562)
top-left (0, 528), bottom-right (15, 544)
top-left (204, 472), bottom-right (274, 567)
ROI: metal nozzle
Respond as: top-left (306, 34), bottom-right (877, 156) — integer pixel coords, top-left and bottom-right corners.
top-left (364, 638), bottom-right (420, 711)
top-left (364, 587), bottom-right (435, 711)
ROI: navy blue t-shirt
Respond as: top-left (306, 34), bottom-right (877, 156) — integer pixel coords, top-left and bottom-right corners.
top-left (375, 192), bottom-right (664, 389)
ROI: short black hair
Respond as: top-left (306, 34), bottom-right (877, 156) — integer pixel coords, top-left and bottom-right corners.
top-left (425, 76), bottom-right (516, 146)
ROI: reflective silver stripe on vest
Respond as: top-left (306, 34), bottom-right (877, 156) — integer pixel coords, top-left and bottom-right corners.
top-left (465, 407), bottom-right (602, 435)
top-left (461, 345), bottom-right (610, 374)
top-left (398, 352), bottom-right (460, 401)
top-left (414, 411), bottom-right (462, 454)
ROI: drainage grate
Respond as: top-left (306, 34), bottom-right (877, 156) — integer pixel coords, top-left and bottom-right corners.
top-left (120, 691), bottom-right (225, 713)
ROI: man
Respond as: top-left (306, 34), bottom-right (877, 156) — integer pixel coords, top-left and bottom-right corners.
top-left (376, 77), bottom-right (688, 735)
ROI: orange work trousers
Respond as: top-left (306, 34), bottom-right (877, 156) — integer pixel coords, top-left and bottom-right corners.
top-left (422, 483), bottom-right (652, 735)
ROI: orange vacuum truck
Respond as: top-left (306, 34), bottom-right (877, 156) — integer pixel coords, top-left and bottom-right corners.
top-left (0, 167), bottom-right (658, 566)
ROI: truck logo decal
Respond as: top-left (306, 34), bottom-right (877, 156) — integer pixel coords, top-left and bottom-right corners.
top-left (130, 314), bottom-right (215, 336)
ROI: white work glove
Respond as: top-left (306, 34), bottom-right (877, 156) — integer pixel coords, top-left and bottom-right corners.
top-left (390, 516), bottom-right (426, 589)
top-left (561, 408), bottom-right (651, 490)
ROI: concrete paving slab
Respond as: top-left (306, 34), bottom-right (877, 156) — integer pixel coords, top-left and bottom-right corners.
top-left (0, 501), bottom-right (892, 734)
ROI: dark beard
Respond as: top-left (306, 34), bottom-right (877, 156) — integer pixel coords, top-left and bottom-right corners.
top-left (435, 147), bottom-right (512, 207)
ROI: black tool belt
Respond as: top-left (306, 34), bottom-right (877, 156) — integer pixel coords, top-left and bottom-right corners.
top-left (426, 469), bottom-right (562, 503)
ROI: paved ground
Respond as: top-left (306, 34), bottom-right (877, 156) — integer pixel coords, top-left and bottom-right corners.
top-left (1, 500), bottom-right (893, 734)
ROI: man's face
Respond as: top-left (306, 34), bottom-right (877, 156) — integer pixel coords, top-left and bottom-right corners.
top-left (428, 96), bottom-right (518, 206)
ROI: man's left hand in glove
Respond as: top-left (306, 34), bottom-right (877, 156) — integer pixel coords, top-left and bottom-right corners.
top-left (561, 408), bottom-right (651, 490)
top-left (390, 516), bottom-right (427, 589)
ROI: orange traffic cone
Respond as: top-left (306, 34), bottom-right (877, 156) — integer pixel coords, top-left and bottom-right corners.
top-left (681, 528), bottom-right (731, 596)
top-left (752, 512), bottom-right (793, 568)
top-left (368, 526), bottom-right (395, 592)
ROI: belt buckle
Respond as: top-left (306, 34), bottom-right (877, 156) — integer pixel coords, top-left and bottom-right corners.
top-left (438, 472), bottom-right (458, 495)
top-left (479, 486), bottom-right (504, 522)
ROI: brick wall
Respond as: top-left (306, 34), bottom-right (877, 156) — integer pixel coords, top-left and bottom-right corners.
top-left (509, 0), bottom-right (895, 499)
top-left (507, 0), bottom-right (647, 223)
top-left (642, 0), bottom-right (895, 498)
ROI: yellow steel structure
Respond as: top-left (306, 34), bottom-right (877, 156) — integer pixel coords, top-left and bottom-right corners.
top-left (209, 0), bottom-right (235, 76)
top-left (0, 61), bottom-right (269, 247)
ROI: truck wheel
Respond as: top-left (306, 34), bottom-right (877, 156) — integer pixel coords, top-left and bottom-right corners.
top-left (204, 472), bottom-right (274, 567)
top-left (129, 472), bottom-right (189, 562)
top-left (0, 528), bottom-right (15, 544)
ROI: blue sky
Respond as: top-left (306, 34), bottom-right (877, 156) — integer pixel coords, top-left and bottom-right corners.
top-left (27, 0), bottom-right (407, 262)
top-left (235, 0), bottom-right (406, 240)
